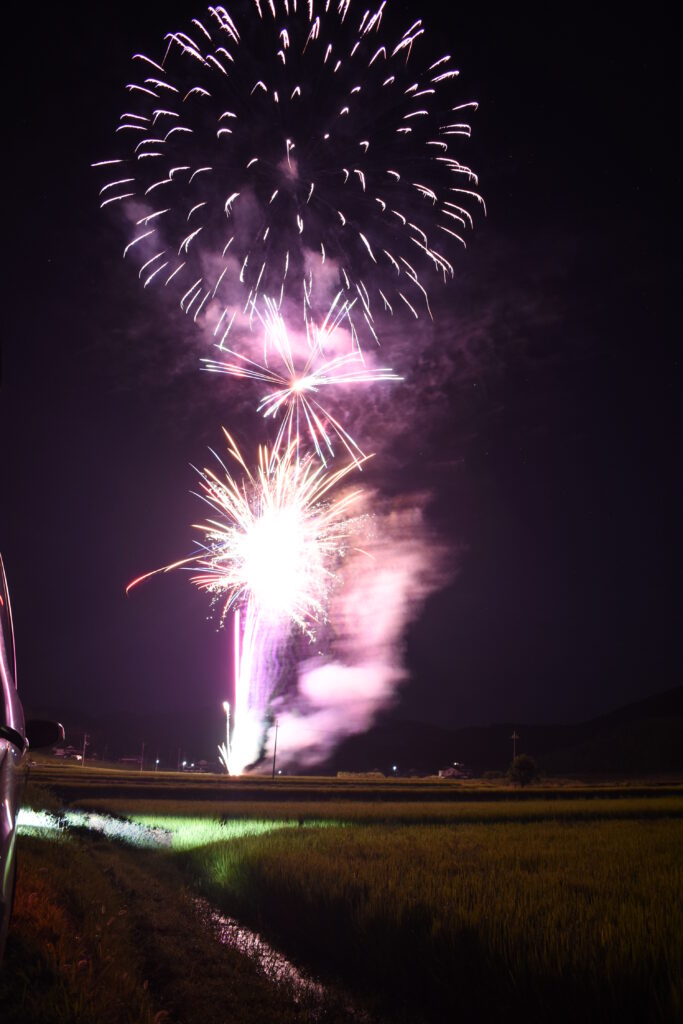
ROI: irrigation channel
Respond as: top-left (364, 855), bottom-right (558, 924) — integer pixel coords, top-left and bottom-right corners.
top-left (17, 809), bottom-right (372, 1020)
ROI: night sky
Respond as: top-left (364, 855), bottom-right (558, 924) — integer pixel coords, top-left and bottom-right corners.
top-left (2, 3), bottom-right (678, 735)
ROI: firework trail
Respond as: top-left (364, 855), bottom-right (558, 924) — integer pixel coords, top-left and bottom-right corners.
top-left (220, 598), bottom-right (278, 770)
top-left (127, 430), bottom-right (368, 770)
top-left (202, 296), bottom-right (402, 464)
top-left (94, 0), bottom-right (483, 351)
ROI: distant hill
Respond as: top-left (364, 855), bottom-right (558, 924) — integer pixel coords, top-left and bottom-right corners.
top-left (542, 686), bottom-right (683, 774)
top-left (322, 686), bottom-right (683, 775)
top-left (26, 686), bottom-right (683, 775)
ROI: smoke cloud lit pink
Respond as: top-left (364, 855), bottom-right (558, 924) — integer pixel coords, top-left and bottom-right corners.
top-left (269, 497), bottom-right (449, 767)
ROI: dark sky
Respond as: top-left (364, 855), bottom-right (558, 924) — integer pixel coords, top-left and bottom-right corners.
top-left (2, 2), bottom-right (679, 733)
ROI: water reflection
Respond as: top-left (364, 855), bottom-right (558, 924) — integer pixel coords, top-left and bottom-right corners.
top-left (194, 894), bottom-right (325, 999)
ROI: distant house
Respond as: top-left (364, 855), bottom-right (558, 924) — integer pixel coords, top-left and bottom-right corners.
top-left (438, 765), bottom-right (472, 779)
top-left (53, 745), bottom-right (82, 761)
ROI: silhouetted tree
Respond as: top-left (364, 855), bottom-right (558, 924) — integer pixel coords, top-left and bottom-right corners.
top-left (508, 753), bottom-right (538, 787)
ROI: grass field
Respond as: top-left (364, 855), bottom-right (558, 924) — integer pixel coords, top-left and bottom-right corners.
top-left (1, 764), bottom-right (681, 1023)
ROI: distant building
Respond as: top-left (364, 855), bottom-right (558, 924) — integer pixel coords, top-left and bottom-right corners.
top-left (53, 745), bottom-right (82, 760)
top-left (336, 770), bottom-right (386, 779)
top-left (438, 764), bottom-right (473, 779)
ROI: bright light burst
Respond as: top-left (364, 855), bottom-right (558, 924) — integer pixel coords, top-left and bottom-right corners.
top-left (127, 432), bottom-right (369, 772)
top-left (94, 0), bottom-right (483, 346)
top-left (200, 430), bottom-right (367, 625)
top-left (128, 430), bottom-right (366, 627)
top-left (202, 297), bottom-right (401, 464)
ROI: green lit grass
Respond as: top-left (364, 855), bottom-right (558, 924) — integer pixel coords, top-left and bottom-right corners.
top-left (132, 814), bottom-right (336, 849)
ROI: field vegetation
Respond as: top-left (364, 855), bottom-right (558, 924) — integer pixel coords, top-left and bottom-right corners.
top-left (2, 765), bottom-right (681, 1023)
top-left (84, 793), bottom-right (683, 825)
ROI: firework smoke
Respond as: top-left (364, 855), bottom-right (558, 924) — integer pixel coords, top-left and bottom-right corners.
top-left (268, 496), bottom-right (448, 766)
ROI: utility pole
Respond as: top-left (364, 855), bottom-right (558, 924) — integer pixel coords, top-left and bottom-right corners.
top-left (222, 701), bottom-right (232, 773)
top-left (140, 740), bottom-right (145, 773)
top-left (81, 733), bottom-right (89, 767)
top-left (271, 718), bottom-right (279, 780)
top-left (511, 730), bottom-right (519, 760)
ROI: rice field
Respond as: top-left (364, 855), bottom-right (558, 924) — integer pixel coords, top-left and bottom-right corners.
top-left (85, 793), bottom-right (683, 825)
top-left (3, 768), bottom-right (681, 1023)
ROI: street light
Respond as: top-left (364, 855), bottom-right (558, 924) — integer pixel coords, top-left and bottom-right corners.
top-left (271, 718), bottom-right (279, 780)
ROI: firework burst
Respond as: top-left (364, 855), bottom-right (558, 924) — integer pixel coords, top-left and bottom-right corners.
top-left (94, 0), bottom-right (483, 347)
top-left (202, 296), bottom-right (401, 464)
top-left (128, 429), bottom-right (367, 627)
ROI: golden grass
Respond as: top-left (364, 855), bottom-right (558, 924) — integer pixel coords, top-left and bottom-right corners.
top-left (74, 793), bottom-right (683, 825)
